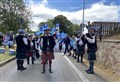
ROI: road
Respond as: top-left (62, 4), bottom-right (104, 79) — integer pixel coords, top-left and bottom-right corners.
top-left (1, 52), bottom-right (108, 82)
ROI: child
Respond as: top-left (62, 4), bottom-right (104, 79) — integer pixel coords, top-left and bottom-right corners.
top-left (69, 35), bottom-right (74, 56)
top-left (73, 37), bottom-right (77, 59)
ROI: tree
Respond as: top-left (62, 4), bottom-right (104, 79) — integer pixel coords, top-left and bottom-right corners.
top-left (0, 0), bottom-right (31, 34)
top-left (53, 15), bottom-right (77, 35)
top-left (37, 15), bottom-right (80, 36)
top-left (38, 19), bottom-right (55, 28)
top-left (47, 19), bottom-right (55, 28)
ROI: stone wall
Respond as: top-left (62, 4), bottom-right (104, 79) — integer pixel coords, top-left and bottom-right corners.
top-left (96, 40), bottom-right (120, 75)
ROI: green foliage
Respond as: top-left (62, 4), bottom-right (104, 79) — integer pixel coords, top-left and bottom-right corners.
top-left (38, 15), bottom-right (80, 36)
top-left (0, 0), bottom-right (32, 34)
top-left (38, 19), bottom-right (55, 28)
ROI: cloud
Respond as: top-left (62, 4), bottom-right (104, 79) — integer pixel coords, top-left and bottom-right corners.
top-left (70, 7), bottom-right (80, 10)
top-left (29, 0), bottom-right (120, 31)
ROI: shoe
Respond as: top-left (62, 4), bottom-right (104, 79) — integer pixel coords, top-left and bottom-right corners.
top-left (17, 67), bottom-right (21, 70)
top-left (41, 70), bottom-right (45, 73)
top-left (69, 53), bottom-right (71, 56)
top-left (49, 69), bottom-right (53, 73)
top-left (42, 66), bottom-right (45, 73)
top-left (77, 61), bottom-right (79, 63)
top-left (81, 61), bottom-right (83, 63)
top-left (86, 70), bottom-right (94, 74)
top-left (85, 69), bottom-right (90, 72)
top-left (20, 67), bottom-right (27, 71)
top-left (32, 62), bottom-right (34, 64)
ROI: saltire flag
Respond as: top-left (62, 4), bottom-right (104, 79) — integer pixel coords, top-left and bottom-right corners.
top-left (44, 24), bottom-right (48, 28)
top-left (56, 23), bottom-right (60, 27)
top-left (52, 27), bottom-right (56, 32)
top-left (35, 31), bottom-right (40, 35)
top-left (56, 32), bottom-right (60, 39)
top-left (60, 32), bottom-right (67, 39)
top-left (56, 23), bottom-right (60, 30)
top-left (39, 26), bottom-right (44, 34)
top-left (51, 27), bottom-right (57, 35)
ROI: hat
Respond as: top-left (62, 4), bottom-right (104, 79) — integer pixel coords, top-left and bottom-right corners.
top-left (28, 34), bottom-right (33, 37)
top-left (43, 27), bottom-right (50, 31)
top-left (18, 29), bottom-right (25, 34)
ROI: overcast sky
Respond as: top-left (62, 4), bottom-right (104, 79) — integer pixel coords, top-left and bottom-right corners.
top-left (24, 0), bottom-right (120, 31)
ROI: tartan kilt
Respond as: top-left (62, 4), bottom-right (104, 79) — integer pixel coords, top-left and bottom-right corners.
top-left (26, 50), bottom-right (34, 57)
top-left (41, 52), bottom-right (55, 60)
top-left (87, 52), bottom-right (96, 61)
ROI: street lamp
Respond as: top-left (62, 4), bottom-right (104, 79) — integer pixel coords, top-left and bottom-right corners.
top-left (82, 0), bottom-right (85, 33)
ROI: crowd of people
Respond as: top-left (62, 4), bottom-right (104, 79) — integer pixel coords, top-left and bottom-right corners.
top-left (0, 25), bottom-right (98, 74)
top-left (58, 27), bottom-right (97, 74)
top-left (0, 31), bottom-right (14, 48)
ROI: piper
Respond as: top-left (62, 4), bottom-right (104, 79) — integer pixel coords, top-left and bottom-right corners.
top-left (15, 29), bottom-right (28, 71)
top-left (40, 27), bottom-right (55, 73)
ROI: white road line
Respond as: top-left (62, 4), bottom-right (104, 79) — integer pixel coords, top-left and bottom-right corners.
top-left (64, 56), bottom-right (90, 82)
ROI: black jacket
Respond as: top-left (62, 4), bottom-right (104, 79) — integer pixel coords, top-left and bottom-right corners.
top-left (15, 35), bottom-right (27, 52)
top-left (41, 34), bottom-right (55, 52)
top-left (64, 37), bottom-right (70, 45)
top-left (27, 39), bottom-right (35, 51)
top-left (86, 33), bottom-right (97, 53)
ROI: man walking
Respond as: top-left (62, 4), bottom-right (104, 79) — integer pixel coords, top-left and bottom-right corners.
top-left (64, 34), bottom-right (70, 55)
top-left (40, 27), bottom-right (55, 73)
top-left (15, 29), bottom-right (28, 71)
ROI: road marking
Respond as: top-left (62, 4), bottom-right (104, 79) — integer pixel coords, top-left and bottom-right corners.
top-left (64, 56), bottom-right (90, 82)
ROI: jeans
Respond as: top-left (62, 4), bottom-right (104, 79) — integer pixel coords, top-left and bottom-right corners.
top-left (89, 61), bottom-right (94, 72)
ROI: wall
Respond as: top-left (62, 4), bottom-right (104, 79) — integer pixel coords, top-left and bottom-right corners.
top-left (96, 40), bottom-right (120, 76)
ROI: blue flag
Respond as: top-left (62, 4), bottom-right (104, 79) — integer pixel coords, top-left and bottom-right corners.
top-left (60, 32), bottom-right (66, 39)
top-left (56, 23), bottom-right (60, 27)
top-left (39, 26), bottom-right (44, 34)
top-left (44, 24), bottom-right (48, 28)
top-left (35, 31), bottom-right (40, 35)
top-left (56, 23), bottom-right (60, 30)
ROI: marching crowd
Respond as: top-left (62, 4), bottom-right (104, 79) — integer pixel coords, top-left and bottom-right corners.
top-left (0, 26), bottom-right (97, 74)
top-left (59, 27), bottom-right (97, 74)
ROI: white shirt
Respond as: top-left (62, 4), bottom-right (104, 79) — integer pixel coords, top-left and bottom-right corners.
top-left (86, 36), bottom-right (95, 43)
top-left (79, 39), bottom-right (83, 45)
top-left (23, 37), bottom-right (28, 45)
top-left (30, 41), bottom-right (34, 47)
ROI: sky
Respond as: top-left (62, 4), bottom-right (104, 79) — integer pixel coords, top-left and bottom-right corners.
top-left (24, 0), bottom-right (120, 31)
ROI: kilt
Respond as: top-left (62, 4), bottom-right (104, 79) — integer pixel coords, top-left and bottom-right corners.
top-left (41, 52), bottom-right (55, 60)
top-left (16, 51), bottom-right (27, 59)
top-left (87, 52), bottom-right (96, 61)
top-left (26, 51), bottom-right (34, 57)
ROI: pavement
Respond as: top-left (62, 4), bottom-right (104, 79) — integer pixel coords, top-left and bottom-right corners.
top-left (1, 52), bottom-right (108, 82)
top-left (98, 39), bottom-right (120, 43)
